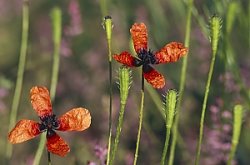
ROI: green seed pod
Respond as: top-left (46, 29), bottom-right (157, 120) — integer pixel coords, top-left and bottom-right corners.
top-left (118, 66), bottom-right (131, 105)
top-left (164, 89), bottom-right (178, 129)
top-left (50, 7), bottom-right (62, 45)
top-left (103, 16), bottom-right (113, 42)
top-left (103, 16), bottom-right (113, 61)
top-left (210, 15), bottom-right (222, 55)
top-left (227, 104), bottom-right (243, 165)
top-left (232, 104), bottom-right (243, 145)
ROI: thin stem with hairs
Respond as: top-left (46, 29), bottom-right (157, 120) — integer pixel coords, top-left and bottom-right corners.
top-left (133, 69), bottom-right (145, 165)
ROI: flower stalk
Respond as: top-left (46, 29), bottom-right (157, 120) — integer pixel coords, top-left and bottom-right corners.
top-left (103, 15), bottom-right (113, 165)
top-left (195, 16), bottom-right (222, 165)
top-left (133, 68), bottom-right (145, 165)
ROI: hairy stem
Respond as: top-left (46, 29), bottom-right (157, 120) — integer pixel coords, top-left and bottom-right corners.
top-left (161, 128), bottom-right (171, 165)
top-left (194, 16), bottom-right (221, 165)
top-left (110, 103), bottom-right (126, 164)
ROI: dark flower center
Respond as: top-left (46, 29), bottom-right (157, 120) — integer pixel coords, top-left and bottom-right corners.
top-left (39, 114), bottom-right (60, 137)
top-left (134, 49), bottom-right (156, 67)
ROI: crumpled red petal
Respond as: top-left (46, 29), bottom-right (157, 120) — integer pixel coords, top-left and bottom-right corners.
top-left (130, 23), bottom-right (148, 53)
top-left (8, 120), bottom-right (41, 144)
top-left (143, 66), bottom-right (165, 89)
top-left (30, 86), bottom-right (53, 117)
top-left (57, 107), bottom-right (91, 131)
top-left (154, 42), bottom-right (188, 64)
top-left (46, 132), bottom-right (70, 157)
top-left (113, 51), bottom-right (136, 67)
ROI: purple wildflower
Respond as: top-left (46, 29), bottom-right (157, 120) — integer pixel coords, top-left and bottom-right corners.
top-left (201, 101), bottom-right (237, 165)
top-left (65, 0), bottom-right (83, 36)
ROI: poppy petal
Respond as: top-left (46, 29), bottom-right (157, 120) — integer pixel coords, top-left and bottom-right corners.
top-left (130, 23), bottom-right (148, 53)
top-left (113, 51), bottom-right (137, 67)
top-left (8, 120), bottom-right (41, 144)
top-left (30, 86), bottom-right (53, 117)
top-left (154, 42), bottom-right (188, 64)
top-left (57, 108), bottom-right (91, 131)
top-left (143, 66), bottom-right (165, 89)
top-left (46, 132), bottom-right (70, 157)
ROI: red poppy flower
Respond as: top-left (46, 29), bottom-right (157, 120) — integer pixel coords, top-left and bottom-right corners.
top-left (113, 23), bottom-right (188, 89)
top-left (8, 86), bottom-right (91, 157)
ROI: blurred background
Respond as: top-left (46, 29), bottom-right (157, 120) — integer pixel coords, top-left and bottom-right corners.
top-left (0, 0), bottom-right (249, 164)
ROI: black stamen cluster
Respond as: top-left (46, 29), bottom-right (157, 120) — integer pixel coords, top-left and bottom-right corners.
top-left (133, 49), bottom-right (156, 72)
top-left (39, 114), bottom-right (60, 137)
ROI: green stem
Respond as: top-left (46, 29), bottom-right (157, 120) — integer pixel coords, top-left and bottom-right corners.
top-left (110, 103), bottom-right (126, 164)
top-left (100, 0), bottom-right (108, 17)
top-left (133, 72), bottom-right (144, 165)
top-left (168, 0), bottom-right (193, 164)
top-left (168, 114), bottom-right (179, 165)
top-left (6, 0), bottom-right (29, 160)
top-left (109, 66), bottom-right (130, 164)
top-left (50, 7), bottom-right (62, 101)
top-left (161, 128), bottom-right (171, 165)
top-left (33, 7), bottom-right (62, 165)
top-left (48, 151), bottom-right (51, 165)
top-left (103, 16), bottom-right (113, 165)
top-left (194, 49), bottom-right (216, 165)
top-left (194, 15), bottom-right (221, 165)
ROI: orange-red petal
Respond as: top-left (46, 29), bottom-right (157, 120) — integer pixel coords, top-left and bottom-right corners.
top-left (154, 42), bottom-right (188, 64)
top-left (46, 132), bottom-right (70, 157)
top-left (113, 51), bottom-right (136, 67)
top-left (30, 86), bottom-right (53, 117)
top-left (143, 67), bottom-right (165, 89)
top-left (57, 108), bottom-right (91, 131)
top-left (8, 120), bottom-right (41, 144)
top-left (130, 23), bottom-right (148, 53)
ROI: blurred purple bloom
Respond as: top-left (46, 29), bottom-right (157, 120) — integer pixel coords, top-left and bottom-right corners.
top-left (125, 152), bottom-right (134, 165)
top-left (94, 144), bottom-right (107, 165)
top-left (87, 143), bottom-right (107, 165)
top-left (65, 0), bottom-right (83, 36)
top-left (201, 102), bottom-right (236, 165)
top-left (60, 0), bottom-right (83, 57)
top-left (60, 38), bottom-right (72, 57)
top-left (222, 111), bottom-right (232, 119)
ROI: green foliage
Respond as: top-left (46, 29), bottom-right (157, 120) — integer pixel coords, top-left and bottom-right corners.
top-left (1, 0), bottom-right (249, 164)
